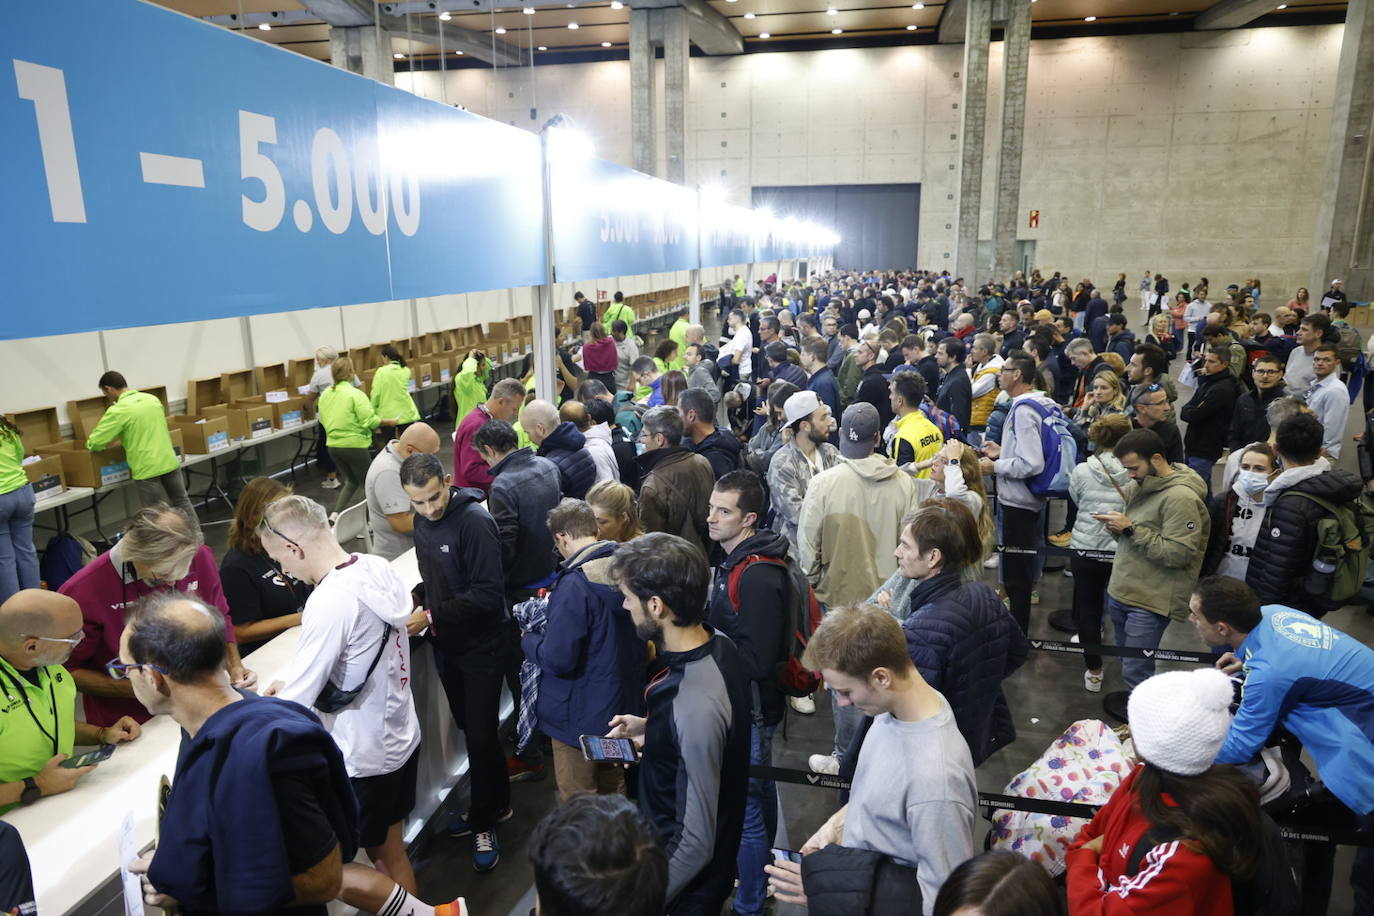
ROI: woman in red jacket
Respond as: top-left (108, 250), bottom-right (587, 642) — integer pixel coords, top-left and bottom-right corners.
top-left (1065, 667), bottom-right (1262, 914)
top-left (579, 321), bottom-right (620, 393)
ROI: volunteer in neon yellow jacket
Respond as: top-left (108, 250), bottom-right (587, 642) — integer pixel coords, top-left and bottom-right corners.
top-left (318, 356), bottom-right (395, 513)
top-left (0, 417), bottom-right (39, 605)
top-left (88, 371), bottom-right (200, 536)
top-left (0, 590), bottom-right (140, 814)
top-left (370, 346), bottom-right (422, 441)
top-left (602, 292), bottom-right (635, 335)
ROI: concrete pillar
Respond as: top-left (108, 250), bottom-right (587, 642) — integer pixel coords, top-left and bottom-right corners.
top-left (629, 9), bottom-right (659, 176)
top-left (990, 0), bottom-right (1031, 283)
top-left (662, 7), bottom-right (691, 185)
top-left (329, 26), bottom-right (394, 86)
top-left (1311, 0), bottom-right (1374, 298)
top-left (954, 0), bottom-right (991, 288)
top-left (689, 268), bottom-right (702, 325)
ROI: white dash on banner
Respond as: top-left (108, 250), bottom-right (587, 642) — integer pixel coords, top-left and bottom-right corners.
top-left (139, 152), bottom-right (205, 188)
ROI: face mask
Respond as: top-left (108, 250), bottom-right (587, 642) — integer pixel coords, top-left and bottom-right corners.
top-left (1237, 470), bottom-right (1270, 494)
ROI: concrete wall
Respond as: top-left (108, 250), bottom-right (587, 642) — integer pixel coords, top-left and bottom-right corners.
top-left (401, 24), bottom-right (1340, 294)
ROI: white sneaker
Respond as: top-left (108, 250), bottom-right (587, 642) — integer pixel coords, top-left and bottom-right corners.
top-left (808, 753), bottom-right (840, 776)
top-left (1084, 670), bottom-right (1104, 693)
top-left (789, 694), bottom-right (816, 715)
top-left (320, 478), bottom-right (341, 489)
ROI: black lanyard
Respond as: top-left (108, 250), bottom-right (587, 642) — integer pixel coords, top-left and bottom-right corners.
top-left (1, 665), bottom-right (59, 757)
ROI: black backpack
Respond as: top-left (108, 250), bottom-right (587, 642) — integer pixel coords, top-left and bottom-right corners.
top-left (1125, 812), bottom-right (1300, 916)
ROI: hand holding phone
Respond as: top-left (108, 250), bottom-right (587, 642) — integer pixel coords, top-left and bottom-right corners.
top-left (60, 744), bottom-right (115, 768)
top-left (580, 735), bottom-right (640, 763)
top-left (771, 847), bottom-right (803, 864)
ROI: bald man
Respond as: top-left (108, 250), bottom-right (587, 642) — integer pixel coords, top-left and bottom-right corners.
top-left (365, 421), bottom-right (443, 560)
top-left (0, 590), bottom-right (140, 812)
top-left (525, 399), bottom-right (596, 499)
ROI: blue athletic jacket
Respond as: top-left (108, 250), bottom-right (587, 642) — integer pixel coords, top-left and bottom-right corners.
top-left (1216, 605), bottom-right (1374, 814)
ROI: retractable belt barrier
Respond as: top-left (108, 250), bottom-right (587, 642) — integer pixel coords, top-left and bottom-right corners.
top-left (751, 765), bottom-right (1374, 846)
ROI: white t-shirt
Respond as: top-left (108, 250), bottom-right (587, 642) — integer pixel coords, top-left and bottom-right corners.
top-left (275, 553), bottom-right (420, 778)
top-left (720, 325), bottom-right (754, 378)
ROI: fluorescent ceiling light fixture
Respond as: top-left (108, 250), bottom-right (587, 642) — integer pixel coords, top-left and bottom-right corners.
top-left (826, 7), bottom-right (837, 13)
top-left (523, 6), bottom-right (536, 12)
top-left (907, 23), bottom-right (917, 29)
top-left (568, 21), bottom-right (579, 28)
top-left (1276, 3), bottom-right (1287, 7)
top-left (912, 2), bottom-right (924, 7)
top-left (257, 22), bottom-right (272, 30)
top-left (611, 0), bottom-right (624, 6)
top-left (538, 44), bottom-right (548, 49)
top-left (759, 31), bottom-right (770, 36)
top-left (495, 26), bottom-right (507, 33)
top-left (439, 10), bottom-right (452, 19)
top-left (1084, 14), bottom-right (1096, 19)
top-left (394, 52), bottom-right (405, 58)
top-left (743, 12), bottom-right (756, 18)
top-left (831, 27), bottom-right (842, 33)
top-left (602, 40), bottom-right (612, 45)
top-left (455, 49), bottom-right (464, 54)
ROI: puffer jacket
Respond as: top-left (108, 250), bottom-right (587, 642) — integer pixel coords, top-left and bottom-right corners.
top-left (1245, 459), bottom-right (1364, 616)
top-left (521, 541), bottom-right (646, 748)
top-left (1180, 369), bottom-right (1241, 461)
top-left (902, 571), bottom-right (1029, 766)
top-left (637, 446), bottom-right (716, 557)
top-left (798, 454), bottom-right (920, 607)
top-left (488, 448), bottom-right (562, 593)
top-left (1068, 454), bottom-right (1130, 552)
top-left (690, 427), bottom-right (744, 480)
top-left (1106, 463), bottom-right (1209, 621)
top-left (801, 844), bottom-right (923, 916)
top-left (536, 421), bottom-right (598, 499)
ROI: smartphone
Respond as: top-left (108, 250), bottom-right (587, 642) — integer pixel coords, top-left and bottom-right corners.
top-left (61, 744), bottom-right (115, 768)
top-left (771, 847), bottom-right (803, 864)
top-left (579, 735), bottom-right (640, 763)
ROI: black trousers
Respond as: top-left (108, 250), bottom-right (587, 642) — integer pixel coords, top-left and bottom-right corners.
top-left (1071, 554), bottom-right (1113, 670)
top-left (1001, 505), bottom-right (1041, 634)
top-left (434, 630), bottom-right (510, 831)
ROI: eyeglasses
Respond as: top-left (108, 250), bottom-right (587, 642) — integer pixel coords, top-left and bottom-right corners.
top-left (105, 658), bottom-right (168, 680)
top-left (1138, 399), bottom-right (1168, 408)
top-left (257, 516), bottom-right (301, 551)
top-left (22, 631), bottom-right (85, 647)
top-left (1253, 368), bottom-right (1282, 375)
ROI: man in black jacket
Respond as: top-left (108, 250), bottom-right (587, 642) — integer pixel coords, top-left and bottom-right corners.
top-left (606, 533), bottom-right (751, 916)
top-left (705, 471), bottom-right (789, 916)
top-left (524, 399), bottom-right (597, 500)
top-left (1228, 353), bottom-right (1287, 451)
top-left (679, 388), bottom-right (743, 480)
top-left (934, 338), bottom-right (973, 430)
top-left (1180, 347), bottom-right (1242, 499)
top-left (1132, 383), bottom-right (1186, 464)
top-left (400, 453), bottom-right (512, 855)
top-left (852, 339), bottom-right (895, 428)
top-left (1245, 414), bottom-right (1364, 619)
top-left (997, 311), bottom-right (1026, 358)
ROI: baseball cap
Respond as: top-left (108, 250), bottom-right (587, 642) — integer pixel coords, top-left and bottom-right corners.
top-left (782, 390), bottom-right (822, 426)
top-left (1034, 309), bottom-right (1053, 322)
top-left (858, 308), bottom-right (872, 320)
top-left (838, 403), bottom-right (881, 459)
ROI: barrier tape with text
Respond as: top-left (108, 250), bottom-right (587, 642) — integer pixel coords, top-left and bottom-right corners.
top-left (752, 765), bottom-right (1374, 846)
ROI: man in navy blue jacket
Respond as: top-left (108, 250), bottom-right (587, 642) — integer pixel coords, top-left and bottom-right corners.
top-left (801, 337), bottom-right (841, 445)
top-left (522, 499), bottom-right (644, 803)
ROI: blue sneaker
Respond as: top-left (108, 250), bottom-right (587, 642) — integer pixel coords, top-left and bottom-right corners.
top-left (472, 829), bottom-right (500, 872)
top-left (448, 807), bottom-right (512, 838)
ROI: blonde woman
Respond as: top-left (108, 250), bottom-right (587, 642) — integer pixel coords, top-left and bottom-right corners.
top-left (1072, 371), bottom-right (1127, 434)
top-left (586, 479), bottom-right (643, 543)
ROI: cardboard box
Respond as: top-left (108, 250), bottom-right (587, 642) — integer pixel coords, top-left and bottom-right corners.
top-left (288, 358), bottom-right (317, 391)
top-left (359, 369), bottom-right (376, 395)
top-left (220, 369), bottom-right (255, 404)
top-left (202, 403), bottom-right (275, 441)
top-left (168, 415), bottom-right (233, 454)
top-left (255, 363), bottom-right (288, 394)
top-left (186, 376), bottom-right (223, 416)
top-left (233, 395), bottom-right (305, 430)
top-left (23, 455), bottom-right (65, 501)
top-left (36, 440), bottom-right (130, 489)
top-left (167, 426), bottom-right (184, 461)
top-left (415, 361), bottom-right (433, 388)
top-left (5, 407), bottom-right (62, 449)
top-left (486, 320), bottom-right (512, 340)
top-left (66, 396), bottom-right (111, 441)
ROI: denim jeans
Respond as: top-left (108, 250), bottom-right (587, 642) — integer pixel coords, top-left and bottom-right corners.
top-left (0, 485), bottom-right (39, 606)
top-left (1185, 455), bottom-right (1215, 500)
top-left (832, 689), bottom-right (863, 760)
top-left (733, 722), bottom-right (778, 916)
top-left (1106, 594), bottom-right (1172, 690)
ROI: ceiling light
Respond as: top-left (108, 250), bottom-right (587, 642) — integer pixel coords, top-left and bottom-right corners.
top-left (826, 7), bottom-right (838, 13)
top-left (611, 0), bottom-right (624, 6)
top-left (759, 30), bottom-right (770, 36)
top-left (495, 26), bottom-right (507, 33)
top-left (523, 6), bottom-right (536, 12)
top-left (744, 12), bottom-right (755, 18)
top-left (912, 2), bottom-right (924, 7)
top-left (455, 49), bottom-right (463, 54)
top-left (1276, 3), bottom-right (1287, 7)
top-left (602, 40), bottom-right (612, 45)
top-left (538, 44), bottom-right (548, 49)
top-left (394, 52), bottom-right (405, 58)
top-left (907, 23), bottom-right (917, 29)
top-left (831, 26), bottom-right (842, 33)
top-left (439, 10), bottom-right (452, 19)
top-left (568, 21), bottom-right (579, 28)
top-left (1084, 15), bottom-right (1096, 20)
top-left (258, 21), bottom-right (272, 30)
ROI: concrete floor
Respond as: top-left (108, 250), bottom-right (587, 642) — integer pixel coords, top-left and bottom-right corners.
top-left (193, 317), bottom-right (1367, 914)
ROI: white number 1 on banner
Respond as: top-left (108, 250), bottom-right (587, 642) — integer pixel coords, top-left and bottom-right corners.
top-left (13, 60), bottom-right (87, 223)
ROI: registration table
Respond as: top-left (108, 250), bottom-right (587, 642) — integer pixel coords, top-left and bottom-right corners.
top-left (1, 547), bottom-right (506, 914)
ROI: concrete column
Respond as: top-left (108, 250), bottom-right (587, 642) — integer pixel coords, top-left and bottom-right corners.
top-left (1311, 0), bottom-right (1374, 297)
top-left (662, 7), bottom-right (691, 185)
top-left (954, 0), bottom-right (991, 288)
top-left (689, 268), bottom-right (702, 325)
top-left (990, 0), bottom-right (1031, 283)
top-left (629, 9), bottom-right (659, 176)
top-left (329, 26), bottom-right (394, 86)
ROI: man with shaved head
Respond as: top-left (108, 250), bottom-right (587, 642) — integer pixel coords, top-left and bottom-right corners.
top-left (365, 421), bottom-right (443, 560)
top-left (0, 590), bottom-right (140, 813)
top-left (525, 398), bottom-right (596, 499)
top-left (561, 399), bottom-right (618, 483)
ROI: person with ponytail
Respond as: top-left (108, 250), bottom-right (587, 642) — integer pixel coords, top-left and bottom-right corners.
top-left (1065, 666), bottom-right (1263, 914)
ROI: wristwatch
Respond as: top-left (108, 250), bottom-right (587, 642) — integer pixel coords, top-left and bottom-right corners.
top-left (1121, 525), bottom-right (1135, 539)
top-left (20, 777), bottom-right (41, 806)
top-left (947, 458), bottom-right (960, 466)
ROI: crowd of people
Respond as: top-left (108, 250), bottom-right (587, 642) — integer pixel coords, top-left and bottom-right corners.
top-left (1, 267), bottom-right (1373, 915)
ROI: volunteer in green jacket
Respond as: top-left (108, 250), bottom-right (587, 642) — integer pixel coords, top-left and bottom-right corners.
top-left (370, 346), bottom-right (422, 442)
top-left (318, 357), bottom-right (396, 514)
top-left (89, 371), bottom-right (200, 536)
top-left (0, 418), bottom-right (39, 606)
top-left (602, 292), bottom-right (635, 335)
top-left (0, 590), bottom-right (140, 814)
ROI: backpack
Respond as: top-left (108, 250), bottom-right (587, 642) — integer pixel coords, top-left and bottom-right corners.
top-left (1124, 811), bottom-right (1301, 916)
top-left (725, 554), bottom-right (825, 698)
top-left (1010, 398), bottom-right (1078, 497)
top-left (1333, 321), bottom-right (1362, 370)
top-left (40, 532), bottom-right (97, 590)
top-left (920, 397), bottom-right (963, 443)
top-left (1282, 490), bottom-right (1374, 604)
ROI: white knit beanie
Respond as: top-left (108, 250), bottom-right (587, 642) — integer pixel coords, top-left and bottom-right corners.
top-left (1127, 667), bottom-right (1235, 776)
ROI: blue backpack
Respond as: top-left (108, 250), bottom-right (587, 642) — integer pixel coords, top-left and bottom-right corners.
top-left (1011, 398), bottom-right (1077, 497)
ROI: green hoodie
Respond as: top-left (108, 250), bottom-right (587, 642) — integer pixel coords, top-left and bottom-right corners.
top-left (0, 430), bottom-right (27, 495)
top-left (1106, 462), bottom-right (1210, 621)
top-left (85, 390), bottom-right (178, 480)
top-left (370, 362), bottom-right (421, 425)
top-left (318, 380), bottom-right (380, 448)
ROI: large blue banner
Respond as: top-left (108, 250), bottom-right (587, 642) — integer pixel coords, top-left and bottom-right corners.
top-left (1, 0), bottom-right (546, 339)
top-left (699, 201), bottom-right (757, 269)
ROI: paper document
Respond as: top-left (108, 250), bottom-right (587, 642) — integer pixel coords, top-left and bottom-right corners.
top-left (118, 812), bottom-right (142, 916)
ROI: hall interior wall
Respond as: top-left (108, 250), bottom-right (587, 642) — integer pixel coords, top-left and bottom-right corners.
top-left (400, 23), bottom-right (1340, 294)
